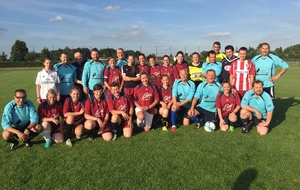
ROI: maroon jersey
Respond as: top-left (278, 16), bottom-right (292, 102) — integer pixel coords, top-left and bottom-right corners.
top-left (158, 86), bottom-right (172, 104)
top-left (107, 95), bottom-right (133, 114)
top-left (216, 92), bottom-right (240, 117)
top-left (104, 67), bottom-right (123, 94)
top-left (174, 62), bottom-right (188, 79)
top-left (84, 97), bottom-right (108, 121)
top-left (160, 65), bottom-right (177, 86)
top-left (150, 65), bottom-right (162, 87)
top-left (62, 98), bottom-right (85, 121)
top-left (134, 84), bottom-right (159, 107)
top-left (137, 64), bottom-right (150, 74)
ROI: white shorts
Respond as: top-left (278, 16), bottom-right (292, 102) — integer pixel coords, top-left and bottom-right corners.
top-left (135, 107), bottom-right (154, 128)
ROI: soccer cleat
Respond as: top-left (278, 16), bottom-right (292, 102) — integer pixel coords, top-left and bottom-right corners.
top-left (229, 126), bottom-right (234, 132)
top-left (171, 126), bottom-right (177, 131)
top-left (242, 125), bottom-right (249, 133)
top-left (88, 136), bottom-right (94, 141)
top-left (44, 140), bottom-right (52, 148)
top-left (196, 123), bottom-right (201, 129)
top-left (25, 140), bottom-right (33, 147)
top-left (162, 126), bottom-right (168, 132)
top-left (76, 135), bottom-right (81, 139)
top-left (112, 134), bottom-right (117, 141)
top-left (66, 139), bottom-right (73, 147)
top-left (10, 140), bottom-right (19, 151)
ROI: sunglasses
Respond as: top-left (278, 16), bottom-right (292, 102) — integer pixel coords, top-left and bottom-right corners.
top-left (15, 96), bottom-right (26, 100)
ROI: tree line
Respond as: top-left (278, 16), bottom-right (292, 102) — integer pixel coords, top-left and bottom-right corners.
top-left (1, 40), bottom-right (300, 66)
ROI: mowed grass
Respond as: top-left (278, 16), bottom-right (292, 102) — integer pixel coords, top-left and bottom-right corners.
top-left (0, 67), bottom-right (300, 189)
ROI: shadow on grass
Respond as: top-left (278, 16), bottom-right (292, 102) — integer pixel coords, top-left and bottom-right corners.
top-left (270, 97), bottom-right (300, 132)
top-left (232, 168), bottom-right (258, 190)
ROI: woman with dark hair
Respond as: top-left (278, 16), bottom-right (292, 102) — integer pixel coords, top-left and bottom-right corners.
top-left (173, 51), bottom-right (189, 80)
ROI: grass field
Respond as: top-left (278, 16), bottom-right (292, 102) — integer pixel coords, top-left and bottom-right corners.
top-left (0, 67), bottom-right (300, 189)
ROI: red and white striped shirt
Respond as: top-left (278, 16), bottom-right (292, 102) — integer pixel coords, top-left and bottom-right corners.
top-left (229, 60), bottom-right (255, 91)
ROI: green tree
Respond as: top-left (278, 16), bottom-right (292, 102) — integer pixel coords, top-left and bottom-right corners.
top-left (40, 47), bottom-right (51, 62)
top-left (10, 40), bottom-right (29, 62)
top-left (0, 51), bottom-right (7, 61)
top-left (25, 51), bottom-right (39, 61)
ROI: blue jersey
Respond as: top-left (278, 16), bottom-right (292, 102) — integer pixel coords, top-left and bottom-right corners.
top-left (1, 100), bottom-right (39, 130)
top-left (82, 60), bottom-right (106, 90)
top-left (54, 63), bottom-right (76, 95)
top-left (194, 81), bottom-right (221, 112)
top-left (251, 53), bottom-right (289, 88)
top-left (116, 58), bottom-right (128, 68)
top-left (202, 62), bottom-right (223, 79)
top-left (172, 79), bottom-right (195, 108)
top-left (241, 90), bottom-right (274, 119)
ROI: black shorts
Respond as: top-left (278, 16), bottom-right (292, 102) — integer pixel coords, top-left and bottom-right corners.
top-left (263, 86), bottom-right (275, 99)
top-left (252, 115), bottom-right (268, 127)
top-left (178, 107), bottom-right (190, 119)
top-left (195, 107), bottom-right (217, 122)
top-left (222, 115), bottom-right (229, 125)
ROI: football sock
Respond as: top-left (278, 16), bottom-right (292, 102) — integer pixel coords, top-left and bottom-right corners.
top-left (65, 123), bottom-right (73, 140)
top-left (190, 116), bottom-right (200, 124)
top-left (85, 129), bottom-right (93, 137)
top-left (241, 118), bottom-right (249, 128)
top-left (28, 131), bottom-right (39, 141)
top-left (171, 111), bottom-right (177, 126)
top-left (111, 122), bottom-right (119, 134)
top-left (162, 117), bottom-right (168, 127)
top-left (42, 129), bottom-right (51, 142)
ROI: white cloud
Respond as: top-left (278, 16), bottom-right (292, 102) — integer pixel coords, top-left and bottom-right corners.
top-left (49, 15), bottom-right (64, 22)
top-left (105, 5), bottom-right (120, 11)
top-left (76, 18), bottom-right (82, 23)
top-left (201, 32), bottom-right (231, 39)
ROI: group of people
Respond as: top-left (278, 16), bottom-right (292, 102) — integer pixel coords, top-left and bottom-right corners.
top-left (1, 42), bottom-right (289, 151)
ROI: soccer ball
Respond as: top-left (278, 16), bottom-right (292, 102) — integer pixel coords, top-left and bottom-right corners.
top-left (204, 121), bottom-right (216, 132)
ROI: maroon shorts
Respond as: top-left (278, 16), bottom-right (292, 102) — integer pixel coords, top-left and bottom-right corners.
top-left (95, 123), bottom-right (111, 133)
top-left (124, 88), bottom-right (135, 103)
top-left (50, 123), bottom-right (62, 135)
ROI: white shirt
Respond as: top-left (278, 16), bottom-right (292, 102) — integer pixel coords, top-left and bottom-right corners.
top-left (35, 69), bottom-right (60, 99)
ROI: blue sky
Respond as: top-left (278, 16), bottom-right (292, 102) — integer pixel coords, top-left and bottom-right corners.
top-left (1, 0), bottom-right (300, 57)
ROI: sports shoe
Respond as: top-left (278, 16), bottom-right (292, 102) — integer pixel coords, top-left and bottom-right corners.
top-left (66, 139), bottom-right (73, 147)
top-left (112, 134), bottom-right (117, 141)
top-left (171, 126), bottom-right (177, 131)
top-left (242, 125), bottom-right (249, 133)
top-left (229, 126), bottom-right (234, 132)
top-left (162, 126), bottom-right (168, 132)
top-left (76, 135), bottom-right (81, 139)
top-left (88, 136), bottom-right (94, 141)
top-left (10, 139), bottom-right (19, 151)
top-left (196, 123), bottom-right (201, 129)
top-left (44, 140), bottom-right (52, 148)
top-left (25, 140), bottom-right (33, 147)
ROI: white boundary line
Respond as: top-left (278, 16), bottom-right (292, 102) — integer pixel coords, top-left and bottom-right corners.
top-left (276, 97), bottom-right (300, 99)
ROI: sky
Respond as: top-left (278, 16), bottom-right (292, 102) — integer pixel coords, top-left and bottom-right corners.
top-left (1, 0), bottom-right (300, 57)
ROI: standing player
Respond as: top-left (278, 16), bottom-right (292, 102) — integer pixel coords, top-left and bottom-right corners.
top-left (84, 84), bottom-right (112, 141)
top-left (62, 86), bottom-right (85, 147)
top-left (173, 51), bottom-right (189, 79)
top-left (82, 48), bottom-right (106, 96)
top-left (188, 70), bottom-right (222, 129)
top-left (158, 74), bottom-right (173, 131)
top-left (104, 57), bottom-right (123, 97)
top-left (188, 52), bottom-right (204, 87)
top-left (221, 45), bottom-right (238, 82)
top-left (240, 80), bottom-right (274, 135)
top-left (107, 82), bottom-right (134, 140)
top-left (230, 47), bottom-right (255, 98)
top-left (134, 72), bottom-right (160, 131)
top-left (251, 43), bottom-right (289, 99)
top-left (171, 70), bottom-right (195, 131)
top-left (121, 55), bottom-right (140, 103)
top-left (73, 51), bottom-right (87, 99)
top-left (54, 52), bottom-right (77, 104)
top-left (137, 53), bottom-right (150, 74)
top-left (38, 89), bottom-right (64, 148)
top-left (2, 89), bottom-right (42, 150)
top-left (202, 50), bottom-right (223, 80)
top-left (216, 81), bottom-right (241, 132)
top-left (206, 41), bottom-right (226, 62)
top-left (36, 57), bottom-right (60, 103)
top-left (148, 55), bottom-right (162, 87)
top-left (160, 55), bottom-right (177, 86)
top-left (116, 48), bottom-right (128, 68)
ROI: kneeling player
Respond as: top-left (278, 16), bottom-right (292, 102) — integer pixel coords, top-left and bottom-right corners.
top-left (84, 84), bottom-right (112, 141)
top-left (62, 86), bottom-right (85, 147)
top-left (240, 80), bottom-right (274, 135)
top-left (38, 89), bottom-right (64, 148)
top-left (107, 82), bottom-right (134, 140)
top-left (216, 81), bottom-right (241, 132)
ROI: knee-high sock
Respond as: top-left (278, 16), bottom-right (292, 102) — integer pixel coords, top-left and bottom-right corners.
top-left (42, 129), bottom-right (51, 142)
top-left (241, 118), bottom-right (249, 128)
top-left (144, 111), bottom-right (154, 128)
top-left (111, 122), bottom-right (119, 134)
top-left (171, 111), bottom-right (177, 126)
top-left (65, 123), bottom-right (73, 140)
top-left (162, 117), bottom-right (168, 127)
top-left (190, 116), bottom-right (200, 124)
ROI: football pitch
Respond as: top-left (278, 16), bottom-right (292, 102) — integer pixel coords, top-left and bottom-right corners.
top-left (0, 67), bottom-right (299, 189)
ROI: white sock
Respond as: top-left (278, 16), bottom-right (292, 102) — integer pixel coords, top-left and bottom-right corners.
top-left (42, 130), bottom-right (51, 142)
top-left (144, 111), bottom-right (154, 128)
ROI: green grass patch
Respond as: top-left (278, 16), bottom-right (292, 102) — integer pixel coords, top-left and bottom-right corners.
top-left (0, 67), bottom-right (299, 189)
